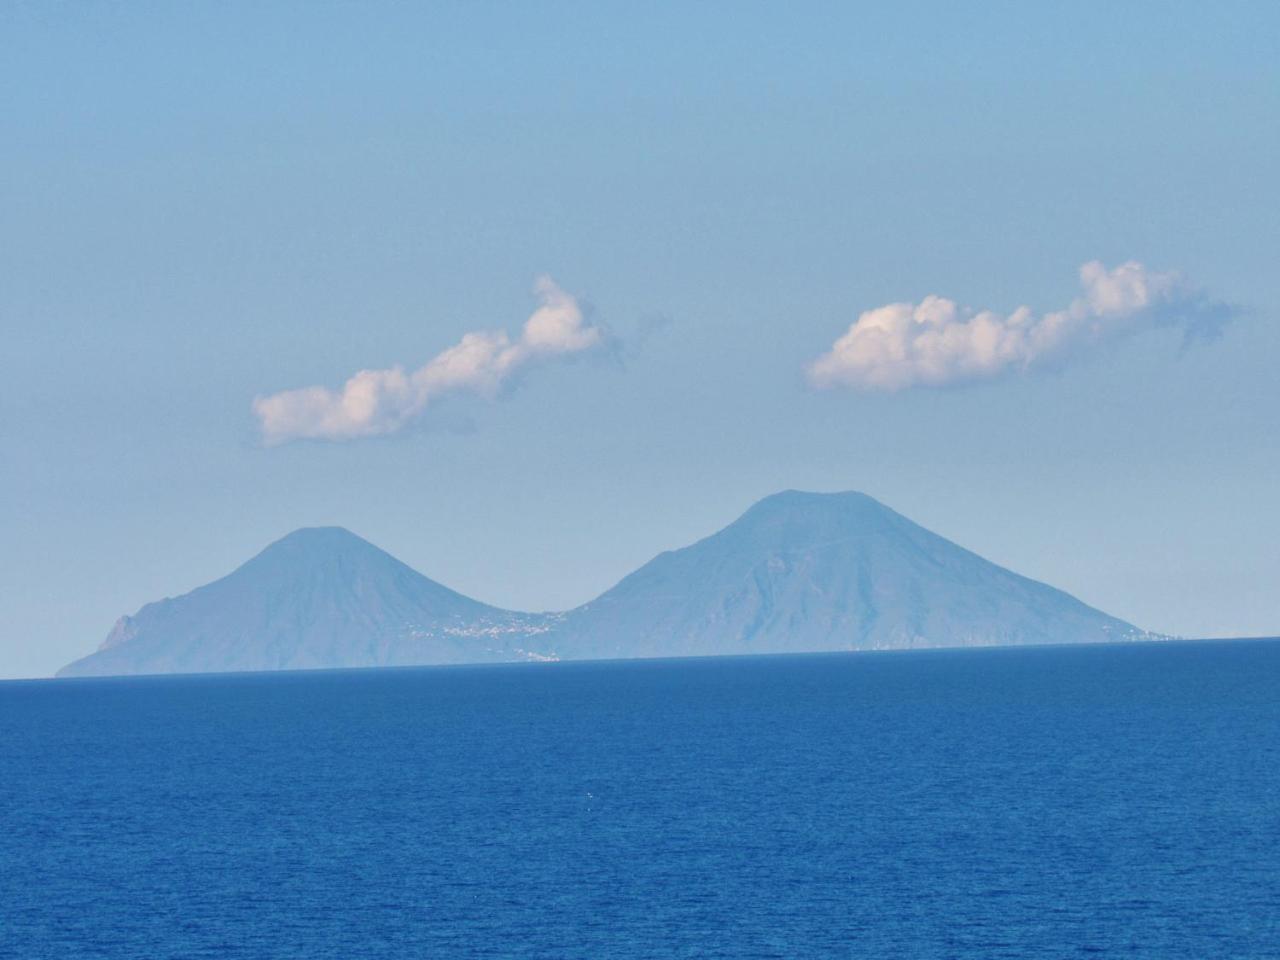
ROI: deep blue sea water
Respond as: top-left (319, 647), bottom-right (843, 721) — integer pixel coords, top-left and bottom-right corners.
top-left (3, 640), bottom-right (1279, 959)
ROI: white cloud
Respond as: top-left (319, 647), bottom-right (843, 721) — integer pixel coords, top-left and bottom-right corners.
top-left (254, 276), bottom-right (603, 444)
top-left (807, 261), bottom-right (1236, 392)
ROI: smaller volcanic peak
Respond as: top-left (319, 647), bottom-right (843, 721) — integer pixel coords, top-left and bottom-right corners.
top-left (57, 527), bottom-right (553, 677)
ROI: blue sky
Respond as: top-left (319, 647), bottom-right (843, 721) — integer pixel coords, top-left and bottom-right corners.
top-left (2, 1), bottom-right (1278, 677)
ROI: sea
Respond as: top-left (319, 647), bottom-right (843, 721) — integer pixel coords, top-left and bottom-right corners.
top-left (3, 640), bottom-right (1279, 959)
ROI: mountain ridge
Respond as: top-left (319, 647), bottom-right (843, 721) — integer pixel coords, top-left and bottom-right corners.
top-left (57, 491), bottom-right (1150, 677)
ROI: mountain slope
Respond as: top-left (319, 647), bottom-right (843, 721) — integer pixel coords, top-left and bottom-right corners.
top-left (57, 527), bottom-right (554, 677)
top-left (57, 493), bottom-right (1149, 678)
top-left (544, 491), bottom-right (1141, 658)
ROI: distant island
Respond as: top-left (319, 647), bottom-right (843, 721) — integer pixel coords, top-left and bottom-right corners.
top-left (57, 491), bottom-right (1158, 678)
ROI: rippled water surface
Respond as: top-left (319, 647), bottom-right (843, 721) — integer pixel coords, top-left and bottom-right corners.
top-left (4, 641), bottom-right (1279, 958)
